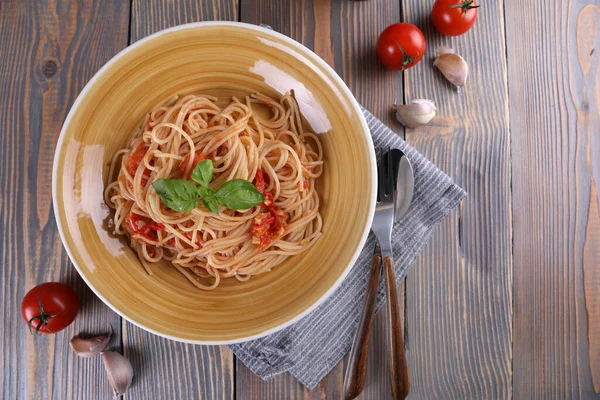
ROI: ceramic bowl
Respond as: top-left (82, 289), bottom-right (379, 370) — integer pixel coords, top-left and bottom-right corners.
top-left (53, 22), bottom-right (376, 343)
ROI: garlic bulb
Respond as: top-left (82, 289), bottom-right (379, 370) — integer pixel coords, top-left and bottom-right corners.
top-left (395, 99), bottom-right (437, 128)
top-left (433, 48), bottom-right (469, 90)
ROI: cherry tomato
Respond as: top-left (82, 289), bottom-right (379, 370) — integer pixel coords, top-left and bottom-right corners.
top-left (377, 23), bottom-right (426, 70)
top-left (432, 0), bottom-right (480, 36)
top-left (21, 282), bottom-right (79, 335)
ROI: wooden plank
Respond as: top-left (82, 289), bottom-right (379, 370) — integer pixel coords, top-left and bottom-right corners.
top-left (399, 0), bottom-right (513, 398)
top-left (237, 0), bottom-right (402, 398)
top-left (130, 0), bottom-right (239, 43)
top-left (124, 2), bottom-right (238, 399)
top-left (507, 0), bottom-right (600, 398)
top-left (123, 326), bottom-right (234, 399)
top-left (0, 1), bottom-right (129, 399)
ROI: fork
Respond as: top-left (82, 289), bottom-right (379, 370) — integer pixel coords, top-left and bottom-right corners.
top-left (343, 148), bottom-right (410, 400)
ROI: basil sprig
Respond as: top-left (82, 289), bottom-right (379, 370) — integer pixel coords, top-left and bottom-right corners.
top-left (152, 160), bottom-right (264, 214)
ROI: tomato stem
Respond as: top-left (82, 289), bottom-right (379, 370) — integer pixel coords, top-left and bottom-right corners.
top-left (449, 0), bottom-right (480, 18)
top-left (395, 42), bottom-right (419, 69)
top-left (27, 294), bottom-right (56, 335)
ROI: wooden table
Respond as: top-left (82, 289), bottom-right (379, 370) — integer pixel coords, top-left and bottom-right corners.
top-left (1, 0), bottom-right (598, 398)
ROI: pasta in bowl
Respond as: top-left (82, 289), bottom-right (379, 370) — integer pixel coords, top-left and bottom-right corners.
top-left (105, 92), bottom-right (323, 290)
top-left (53, 22), bottom-right (376, 343)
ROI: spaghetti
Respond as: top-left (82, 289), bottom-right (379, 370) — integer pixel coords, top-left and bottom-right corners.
top-left (104, 93), bottom-right (323, 290)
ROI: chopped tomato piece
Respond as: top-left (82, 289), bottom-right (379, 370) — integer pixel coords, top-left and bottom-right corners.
top-left (251, 213), bottom-right (275, 237)
top-left (254, 169), bottom-right (266, 192)
top-left (179, 151), bottom-right (207, 179)
top-left (142, 169), bottom-right (151, 185)
top-left (254, 169), bottom-right (275, 205)
top-left (298, 180), bottom-right (309, 190)
top-left (127, 145), bottom-right (149, 177)
top-left (254, 169), bottom-right (272, 193)
top-left (251, 168), bottom-right (287, 249)
top-left (124, 212), bottom-right (165, 241)
top-left (147, 246), bottom-right (157, 258)
top-left (126, 145), bottom-right (152, 186)
top-left (145, 222), bottom-right (165, 233)
top-left (263, 192), bottom-right (274, 206)
top-left (251, 207), bottom-right (287, 250)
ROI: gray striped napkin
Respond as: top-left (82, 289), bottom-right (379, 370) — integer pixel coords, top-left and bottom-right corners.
top-left (229, 108), bottom-right (466, 389)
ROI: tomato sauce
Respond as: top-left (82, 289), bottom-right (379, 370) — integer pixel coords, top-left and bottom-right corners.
top-left (179, 150), bottom-right (207, 179)
top-left (126, 145), bottom-right (151, 185)
top-left (124, 212), bottom-right (165, 241)
top-left (127, 145), bottom-right (148, 176)
top-left (251, 169), bottom-right (287, 250)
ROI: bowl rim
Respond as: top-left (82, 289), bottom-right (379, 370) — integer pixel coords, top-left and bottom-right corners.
top-left (52, 21), bottom-right (377, 345)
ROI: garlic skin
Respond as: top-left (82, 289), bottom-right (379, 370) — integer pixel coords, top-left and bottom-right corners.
top-left (70, 331), bottom-right (111, 357)
top-left (395, 99), bottom-right (437, 128)
top-left (102, 351), bottom-right (133, 397)
top-left (433, 48), bottom-right (469, 90)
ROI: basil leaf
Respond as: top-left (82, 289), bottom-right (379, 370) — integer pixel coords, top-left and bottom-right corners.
top-left (215, 179), bottom-right (265, 210)
top-left (191, 159), bottom-right (213, 186)
top-left (197, 185), bottom-right (215, 199)
top-left (198, 186), bottom-right (219, 213)
top-left (203, 197), bottom-right (220, 214)
top-left (152, 179), bottom-right (200, 212)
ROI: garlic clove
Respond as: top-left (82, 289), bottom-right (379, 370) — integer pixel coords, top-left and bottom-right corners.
top-left (433, 48), bottom-right (469, 90)
top-left (437, 47), bottom-right (455, 56)
top-left (395, 99), bottom-right (437, 128)
top-left (102, 351), bottom-right (133, 397)
top-left (70, 330), bottom-right (112, 357)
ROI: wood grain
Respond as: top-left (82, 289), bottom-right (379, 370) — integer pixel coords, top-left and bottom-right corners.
top-left (2, 0), bottom-right (595, 398)
top-left (237, 0), bottom-right (402, 398)
top-left (123, 326), bottom-right (234, 399)
top-left (125, 1), bottom-right (237, 399)
top-left (0, 0), bottom-right (129, 399)
top-left (400, 0), bottom-right (513, 398)
top-left (130, 0), bottom-right (238, 43)
top-left (240, 0), bottom-right (401, 127)
top-left (507, 0), bottom-right (600, 397)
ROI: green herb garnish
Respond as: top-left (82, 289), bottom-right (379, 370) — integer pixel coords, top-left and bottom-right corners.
top-left (152, 179), bottom-right (200, 212)
top-left (152, 160), bottom-right (264, 214)
top-left (191, 159), bottom-right (213, 186)
top-left (214, 179), bottom-right (266, 210)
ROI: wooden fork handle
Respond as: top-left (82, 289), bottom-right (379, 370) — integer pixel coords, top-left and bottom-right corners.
top-left (384, 255), bottom-right (410, 399)
top-left (343, 251), bottom-right (382, 400)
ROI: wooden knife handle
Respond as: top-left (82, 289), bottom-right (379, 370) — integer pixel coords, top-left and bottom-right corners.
top-left (383, 256), bottom-right (410, 399)
top-left (343, 252), bottom-right (383, 400)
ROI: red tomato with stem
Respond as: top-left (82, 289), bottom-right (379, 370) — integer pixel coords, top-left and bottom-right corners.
top-left (432, 0), bottom-right (480, 36)
top-left (377, 23), bottom-right (426, 70)
top-left (21, 283), bottom-right (79, 335)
